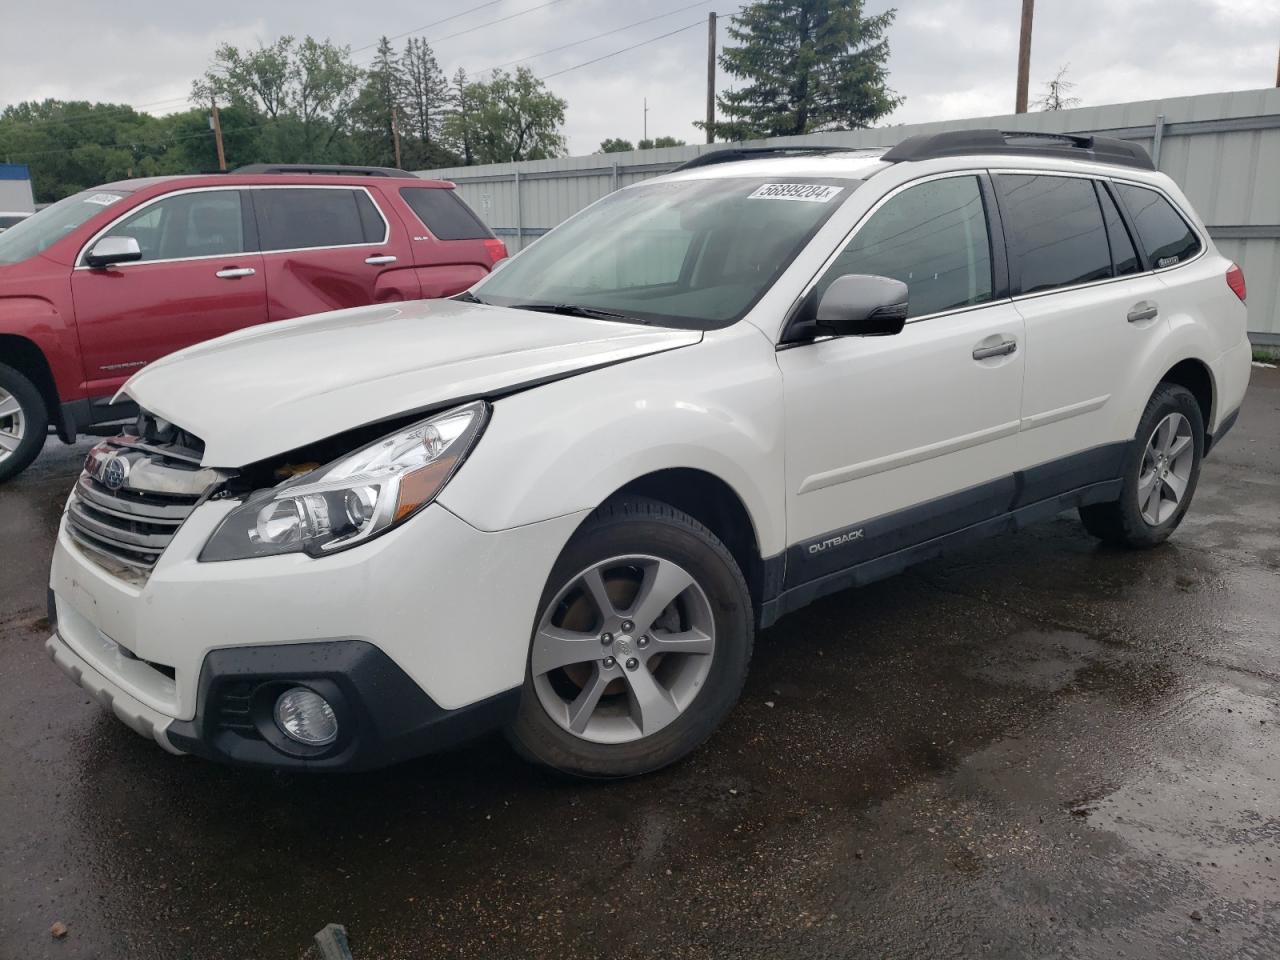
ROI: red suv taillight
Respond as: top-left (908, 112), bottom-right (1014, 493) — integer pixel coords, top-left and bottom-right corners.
top-left (1226, 263), bottom-right (1246, 302)
top-left (484, 238), bottom-right (508, 265)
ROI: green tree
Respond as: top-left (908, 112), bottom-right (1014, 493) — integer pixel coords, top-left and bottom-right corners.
top-left (193, 36), bottom-right (362, 161)
top-left (598, 138), bottom-right (634, 153)
top-left (352, 37), bottom-right (401, 166)
top-left (400, 38), bottom-right (450, 152)
top-left (638, 136), bottom-right (686, 149)
top-left (444, 67), bottom-right (567, 164)
top-left (701, 0), bottom-right (901, 140)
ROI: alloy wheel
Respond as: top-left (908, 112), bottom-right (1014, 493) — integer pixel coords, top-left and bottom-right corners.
top-left (531, 555), bottom-right (716, 745)
top-left (0, 388), bottom-right (25, 464)
top-left (1138, 411), bottom-right (1194, 526)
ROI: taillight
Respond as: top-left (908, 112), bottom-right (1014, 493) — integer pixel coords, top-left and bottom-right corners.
top-left (1226, 263), bottom-right (1246, 302)
top-left (483, 238), bottom-right (508, 265)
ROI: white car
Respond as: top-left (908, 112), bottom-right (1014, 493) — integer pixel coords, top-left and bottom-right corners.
top-left (46, 130), bottom-right (1251, 776)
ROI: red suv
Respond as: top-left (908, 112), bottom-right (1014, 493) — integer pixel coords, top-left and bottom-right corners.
top-left (0, 164), bottom-right (506, 482)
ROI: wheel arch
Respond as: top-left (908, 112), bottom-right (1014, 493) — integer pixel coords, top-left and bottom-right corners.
top-left (1158, 356), bottom-right (1214, 432)
top-left (0, 333), bottom-right (59, 423)
top-left (599, 468), bottom-right (773, 615)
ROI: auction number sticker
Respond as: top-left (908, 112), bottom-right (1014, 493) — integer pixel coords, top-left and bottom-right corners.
top-left (748, 183), bottom-right (843, 203)
top-left (83, 193), bottom-right (122, 206)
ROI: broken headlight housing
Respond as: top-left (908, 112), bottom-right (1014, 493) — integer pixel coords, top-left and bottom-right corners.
top-left (200, 401), bottom-right (488, 562)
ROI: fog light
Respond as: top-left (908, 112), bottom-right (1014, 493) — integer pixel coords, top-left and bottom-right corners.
top-left (273, 687), bottom-right (338, 746)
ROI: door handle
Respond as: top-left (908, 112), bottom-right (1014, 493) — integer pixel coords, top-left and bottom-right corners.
top-left (215, 267), bottom-right (256, 279)
top-left (1127, 301), bottom-right (1159, 323)
top-left (972, 339), bottom-right (1018, 361)
top-left (364, 255), bottom-right (397, 265)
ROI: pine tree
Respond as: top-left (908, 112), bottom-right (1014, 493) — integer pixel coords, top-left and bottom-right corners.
top-left (702, 0), bottom-right (902, 140)
top-left (401, 37), bottom-right (448, 145)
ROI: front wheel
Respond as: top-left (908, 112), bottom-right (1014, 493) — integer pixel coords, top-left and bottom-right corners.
top-left (507, 498), bottom-right (754, 778)
top-left (1079, 382), bottom-right (1204, 548)
top-left (0, 363), bottom-right (49, 484)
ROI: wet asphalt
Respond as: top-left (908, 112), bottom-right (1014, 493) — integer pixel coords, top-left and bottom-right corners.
top-left (1, 368), bottom-right (1277, 960)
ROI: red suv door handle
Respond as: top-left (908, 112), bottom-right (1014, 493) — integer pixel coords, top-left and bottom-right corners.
top-left (364, 255), bottom-right (397, 265)
top-left (215, 267), bottom-right (256, 279)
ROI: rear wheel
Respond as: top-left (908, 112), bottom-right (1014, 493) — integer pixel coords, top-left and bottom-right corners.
top-left (508, 498), bottom-right (753, 778)
top-left (0, 363), bottom-right (48, 484)
top-left (1079, 382), bottom-right (1204, 548)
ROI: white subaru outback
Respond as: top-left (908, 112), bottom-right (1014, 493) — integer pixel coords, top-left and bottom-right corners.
top-left (47, 130), bottom-right (1251, 776)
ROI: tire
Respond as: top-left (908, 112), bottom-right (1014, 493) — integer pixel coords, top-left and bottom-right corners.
top-left (1079, 382), bottom-right (1204, 549)
top-left (0, 362), bottom-right (49, 484)
top-left (507, 497), bottom-right (754, 778)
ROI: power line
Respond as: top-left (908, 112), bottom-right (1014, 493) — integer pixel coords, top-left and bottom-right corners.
top-left (473, 0), bottom-right (714, 75)
top-left (1, 94), bottom-right (196, 132)
top-left (539, 19), bottom-right (709, 81)
top-left (353, 0), bottom-right (579, 67)
top-left (350, 0), bottom-right (506, 54)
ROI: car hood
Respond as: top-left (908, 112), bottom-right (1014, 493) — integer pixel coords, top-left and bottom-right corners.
top-left (120, 298), bottom-right (702, 467)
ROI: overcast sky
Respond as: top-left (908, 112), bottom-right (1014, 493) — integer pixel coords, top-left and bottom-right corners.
top-left (2, 0), bottom-right (1277, 158)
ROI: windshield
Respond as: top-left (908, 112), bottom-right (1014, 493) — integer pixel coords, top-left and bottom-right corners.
top-left (0, 189), bottom-right (129, 265)
top-left (473, 176), bottom-right (857, 329)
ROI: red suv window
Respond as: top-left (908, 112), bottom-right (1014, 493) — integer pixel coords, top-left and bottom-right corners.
top-left (400, 187), bottom-right (493, 241)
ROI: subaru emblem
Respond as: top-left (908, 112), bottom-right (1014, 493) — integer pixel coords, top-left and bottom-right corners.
top-left (99, 454), bottom-right (130, 491)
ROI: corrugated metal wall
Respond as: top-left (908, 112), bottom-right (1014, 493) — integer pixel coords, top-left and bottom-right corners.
top-left (421, 87), bottom-right (1280, 342)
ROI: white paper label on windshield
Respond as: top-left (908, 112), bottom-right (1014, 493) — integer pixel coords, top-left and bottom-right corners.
top-left (83, 193), bottom-right (122, 206)
top-left (748, 183), bottom-right (843, 203)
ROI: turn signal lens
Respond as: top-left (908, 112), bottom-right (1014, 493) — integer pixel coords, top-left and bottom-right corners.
top-left (1226, 263), bottom-right (1246, 302)
top-left (483, 238), bottom-right (508, 264)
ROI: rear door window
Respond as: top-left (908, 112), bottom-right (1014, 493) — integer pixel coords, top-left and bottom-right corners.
top-left (1113, 183), bottom-right (1202, 268)
top-left (996, 174), bottom-right (1111, 294)
top-left (253, 188), bottom-right (385, 252)
top-left (1097, 183), bottom-right (1140, 277)
top-left (399, 187), bottom-right (493, 240)
top-left (814, 175), bottom-right (994, 319)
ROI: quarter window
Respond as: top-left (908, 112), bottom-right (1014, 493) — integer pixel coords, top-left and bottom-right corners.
top-left (814, 175), bottom-right (993, 319)
top-left (99, 191), bottom-right (247, 262)
top-left (253, 189), bottom-right (385, 252)
top-left (997, 174), bottom-right (1111, 295)
top-left (1114, 183), bottom-right (1201, 268)
top-left (1097, 183), bottom-right (1140, 277)
top-left (400, 187), bottom-right (492, 240)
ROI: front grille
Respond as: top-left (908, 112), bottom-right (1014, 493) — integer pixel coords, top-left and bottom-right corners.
top-left (65, 433), bottom-right (227, 583)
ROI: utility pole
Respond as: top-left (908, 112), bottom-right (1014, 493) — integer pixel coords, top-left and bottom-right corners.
top-left (209, 100), bottom-right (227, 171)
top-left (706, 11), bottom-right (717, 143)
top-left (391, 102), bottom-right (403, 169)
top-left (1015, 0), bottom-right (1034, 113)
top-left (643, 97), bottom-right (649, 142)
top-left (1275, 43), bottom-right (1279, 86)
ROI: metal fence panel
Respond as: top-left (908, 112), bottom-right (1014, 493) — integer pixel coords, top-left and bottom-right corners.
top-left (422, 87), bottom-right (1280, 340)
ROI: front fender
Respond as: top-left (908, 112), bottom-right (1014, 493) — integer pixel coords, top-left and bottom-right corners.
top-left (438, 324), bottom-right (787, 557)
top-left (0, 291), bottom-right (81, 399)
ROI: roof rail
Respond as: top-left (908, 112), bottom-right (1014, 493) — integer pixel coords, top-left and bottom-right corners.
top-left (671, 145), bottom-right (869, 172)
top-left (228, 163), bottom-right (416, 178)
top-left (881, 129), bottom-right (1154, 170)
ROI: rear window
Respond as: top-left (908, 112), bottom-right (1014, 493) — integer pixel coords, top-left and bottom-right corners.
top-left (997, 174), bottom-right (1111, 295)
top-left (400, 187), bottom-right (492, 240)
top-left (253, 188), bottom-right (385, 252)
top-left (1113, 183), bottom-right (1201, 269)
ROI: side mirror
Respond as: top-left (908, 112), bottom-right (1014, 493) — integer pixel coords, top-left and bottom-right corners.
top-left (814, 274), bottom-right (909, 337)
top-left (85, 236), bottom-right (142, 269)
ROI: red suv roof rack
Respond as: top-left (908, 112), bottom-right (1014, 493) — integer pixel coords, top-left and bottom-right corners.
top-left (229, 163), bottom-right (416, 178)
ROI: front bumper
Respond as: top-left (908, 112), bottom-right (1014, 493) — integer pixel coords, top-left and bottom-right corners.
top-left (48, 499), bottom-right (586, 769)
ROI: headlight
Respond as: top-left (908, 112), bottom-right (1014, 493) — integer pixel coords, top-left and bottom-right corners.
top-left (200, 401), bottom-right (488, 562)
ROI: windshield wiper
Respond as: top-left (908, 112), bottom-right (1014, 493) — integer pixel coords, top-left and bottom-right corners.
top-left (453, 290), bottom-right (485, 304)
top-left (507, 302), bottom-right (650, 324)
